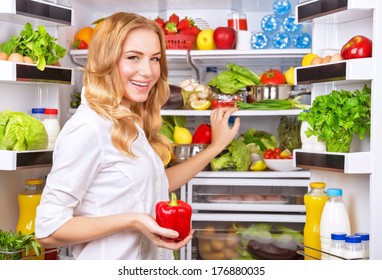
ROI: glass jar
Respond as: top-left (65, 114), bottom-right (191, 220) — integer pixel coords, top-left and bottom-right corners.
top-left (210, 92), bottom-right (246, 109)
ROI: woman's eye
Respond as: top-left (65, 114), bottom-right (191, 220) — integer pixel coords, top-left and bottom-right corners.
top-left (127, 56), bottom-right (139, 61)
top-left (151, 57), bottom-right (160, 62)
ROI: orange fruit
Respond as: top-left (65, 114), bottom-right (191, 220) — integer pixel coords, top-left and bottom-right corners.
top-left (74, 26), bottom-right (94, 45)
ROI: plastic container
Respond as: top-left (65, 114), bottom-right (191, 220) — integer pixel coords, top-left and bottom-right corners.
top-left (16, 179), bottom-right (44, 260)
top-left (31, 108), bottom-right (45, 122)
top-left (354, 232), bottom-right (369, 259)
top-left (344, 235), bottom-right (363, 260)
top-left (320, 188), bottom-right (351, 260)
top-left (329, 232), bottom-right (346, 260)
top-left (303, 182), bottom-right (328, 260)
top-left (43, 108), bottom-right (60, 150)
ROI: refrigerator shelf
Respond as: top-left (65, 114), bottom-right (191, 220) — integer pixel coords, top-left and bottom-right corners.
top-left (0, 149), bottom-right (53, 171)
top-left (0, 60), bottom-right (73, 85)
top-left (161, 109), bottom-right (305, 117)
top-left (295, 58), bottom-right (373, 84)
top-left (296, 0), bottom-right (374, 23)
top-left (294, 149), bottom-right (371, 174)
top-left (0, 0), bottom-right (73, 26)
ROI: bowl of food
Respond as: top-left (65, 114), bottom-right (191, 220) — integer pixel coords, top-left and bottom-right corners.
top-left (264, 158), bottom-right (302, 172)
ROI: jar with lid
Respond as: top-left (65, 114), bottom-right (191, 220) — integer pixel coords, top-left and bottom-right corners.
top-left (303, 182), bottom-right (328, 260)
top-left (355, 232), bottom-right (369, 259)
top-left (329, 232), bottom-right (346, 260)
top-left (344, 235), bottom-right (364, 260)
top-left (16, 179), bottom-right (45, 260)
top-left (43, 108), bottom-right (60, 150)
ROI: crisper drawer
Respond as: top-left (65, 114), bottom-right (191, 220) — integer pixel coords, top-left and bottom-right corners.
top-left (186, 215), bottom-right (305, 260)
top-left (187, 175), bottom-right (309, 213)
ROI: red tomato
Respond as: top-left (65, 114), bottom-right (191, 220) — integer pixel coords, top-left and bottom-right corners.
top-left (263, 149), bottom-right (274, 159)
top-left (260, 68), bottom-right (286, 85)
top-left (274, 147), bottom-right (281, 155)
top-left (211, 99), bottom-right (219, 109)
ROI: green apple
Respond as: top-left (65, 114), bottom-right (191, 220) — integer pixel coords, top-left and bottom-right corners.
top-left (196, 29), bottom-right (216, 50)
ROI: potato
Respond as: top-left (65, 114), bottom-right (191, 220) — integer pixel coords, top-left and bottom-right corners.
top-left (198, 239), bottom-right (213, 254)
top-left (210, 239), bottom-right (225, 251)
top-left (225, 232), bottom-right (238, 247)
top-left (202, 251), bottom-right (225, 260)
top-left (223, 248), bottom-right (239, 260)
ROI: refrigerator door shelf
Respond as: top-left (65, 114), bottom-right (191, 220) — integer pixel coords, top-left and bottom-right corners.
top-left (295, 58), bottom-right (373, 84)
top-left (0, 150), bottom-right (53, 171)
top-left (296, 0), bottom-right (374, 23)
top-left (0, 0), bottom-right (73, 26)
top-left (294, 149), bottom-right (371, 174)
top-left (0, 60), bottom-right (74, 85)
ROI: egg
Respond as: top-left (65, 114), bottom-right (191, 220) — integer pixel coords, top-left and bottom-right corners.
top-left (322, 55), bottom-right (332, 64)
top-left (23, 56), bottom-right (34, 64)
top-left (8, 53), bottom-right (24, 63)
top-left (311, 57), bottom-right (323, 65)
top-left (330, 53), bottom-right (343, 62)
top-left (0, 52), bottom-right (9, 61)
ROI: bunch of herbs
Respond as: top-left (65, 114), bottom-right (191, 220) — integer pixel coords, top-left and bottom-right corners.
top-left (0, 229), bottom-right (41, 260)
top-left (298, 85), bottom-right (371, 152)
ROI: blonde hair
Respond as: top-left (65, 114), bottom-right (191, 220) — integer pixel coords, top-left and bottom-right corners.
top-left (83, 12), bottom-right (170, 163)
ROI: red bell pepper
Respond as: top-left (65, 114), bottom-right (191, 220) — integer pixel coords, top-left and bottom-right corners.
top-left (192, 123), bottom-right (212, 144)
top-left (155, 192), bottom-right (192, 242)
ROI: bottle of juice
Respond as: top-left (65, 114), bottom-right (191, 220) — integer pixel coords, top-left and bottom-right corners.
top-left (303, 181), bottom-right (328, 260)
top-left (16, 179), bottom-right (45, 260)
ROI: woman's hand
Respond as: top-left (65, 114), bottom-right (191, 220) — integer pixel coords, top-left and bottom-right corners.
top-left (133, 213), bottom-right (193, 250)
top-left (209, 107), bottom-right (240, 152)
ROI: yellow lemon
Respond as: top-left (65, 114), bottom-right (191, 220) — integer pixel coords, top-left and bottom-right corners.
top-left (284, 66), bottom-right (295, 85)
top-left (173, 126), bottom-right (192, 144)
top-left (190, 100), bottom-right (211, 110)
top-left (250, 160), bottom-right (267, 171)
top-left (301, 53), bottom-right (319, 67)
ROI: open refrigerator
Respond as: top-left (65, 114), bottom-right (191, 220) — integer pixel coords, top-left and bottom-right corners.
top-left (0, 0), bottom-right (380, 260)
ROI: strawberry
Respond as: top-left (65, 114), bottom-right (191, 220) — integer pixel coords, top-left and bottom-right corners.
top-left (73, 39), bottom-right (88, 49)
top-left (164, 21), bottom-right (177, 35)
top-left (177, 18), bottom-right (191, 30)
top-left (154, 16), bottom-right (165, 28)
top-left (189, 26), bottom-right (200, 36)
top-left (169, 13), bottom-right (179, 25)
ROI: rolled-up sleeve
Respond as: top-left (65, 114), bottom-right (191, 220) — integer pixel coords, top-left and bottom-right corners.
top-left (35, 118), bottom-right (103, 238)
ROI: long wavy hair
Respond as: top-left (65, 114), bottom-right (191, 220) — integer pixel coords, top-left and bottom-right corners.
top-left (83, 12), bottom-right (170, 163)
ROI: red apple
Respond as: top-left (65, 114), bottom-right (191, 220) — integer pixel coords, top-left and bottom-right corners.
top-left (213, 27), bottom-right (237, 49)
top-left (341, 35), bottom-right (372, 60)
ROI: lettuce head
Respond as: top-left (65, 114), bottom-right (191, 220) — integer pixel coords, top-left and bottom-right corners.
top-left (0, 110), bottom-right (48, 151)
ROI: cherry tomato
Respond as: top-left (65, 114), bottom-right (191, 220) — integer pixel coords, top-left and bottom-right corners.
top-left (274, 147), bottom-right (282, 155)
top-left (211, 99), bottom-right (219, 109)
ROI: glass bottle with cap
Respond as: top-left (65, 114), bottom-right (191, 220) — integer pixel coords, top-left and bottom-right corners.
top-left (31, 108), bottom-right (45, 122)
top-left (344, 235), bottom-right (363, 260)
top-left (329, 232), bottom-right (346, 260)
top-left (355, 232), bottom-right (369, 259)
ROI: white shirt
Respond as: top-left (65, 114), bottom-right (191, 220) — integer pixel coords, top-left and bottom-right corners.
top-left (35, 101), bottom-right (173, 260)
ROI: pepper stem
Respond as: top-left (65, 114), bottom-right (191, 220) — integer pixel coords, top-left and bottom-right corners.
top-left (168, 192), bottom-right (179, 207)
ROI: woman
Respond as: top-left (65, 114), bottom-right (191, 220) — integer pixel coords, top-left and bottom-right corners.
top-left (35, 12), bottom-right (240, 260)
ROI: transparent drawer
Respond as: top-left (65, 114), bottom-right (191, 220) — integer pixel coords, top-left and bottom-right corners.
top-left (189, 220), bottom-right (304, 260)
top-left (187, 177), bottom-right (308, 212)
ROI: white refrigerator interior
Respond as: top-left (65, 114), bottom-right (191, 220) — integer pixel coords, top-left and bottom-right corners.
top-left (0, 0), bottom-right (380, 260)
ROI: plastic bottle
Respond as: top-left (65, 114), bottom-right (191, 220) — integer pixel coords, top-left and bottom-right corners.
top-left (329, 232), bottom-right (346, 260)
top-left (204, 67), bottom-right (218, 84)
top-left (273, 0), bottom-right (292, 18)
top-left (261, 14), bottom-right (280, 34)
top-left (282, 15), bottom-right (302, 34)
top-left (272, 31), bottom-right (291, 49)
top-left (344, 235), bottom-right (363, 260)
top-left (43, 108), bottom-right (60, 150)
top-left (320, 188), bottom-right (351, 260)
top-left (303, 182), bottom-right (328, 260)
top-left (16, 179), bottom-right (45, 260)
top-left (31, 108), bottom-right (45, 122)
top-left (355, 232), bottom-right (369, 259)
top-left (293, 32), bottom-right (312, 49)
top-left (251, 32), bottom-right (269, 49)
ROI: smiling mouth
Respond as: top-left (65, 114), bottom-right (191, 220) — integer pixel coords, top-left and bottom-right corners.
top-left (130, 80), bottom-right (149, 87)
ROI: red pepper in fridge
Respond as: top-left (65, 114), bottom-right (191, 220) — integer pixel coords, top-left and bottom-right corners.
top-left (192, 123), bottom-right (212, 144)
top-left (155, 192), bottom-right (192, 242)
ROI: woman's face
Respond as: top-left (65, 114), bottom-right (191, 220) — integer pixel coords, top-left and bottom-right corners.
top-left (118, 28), bottom-right (162, 104)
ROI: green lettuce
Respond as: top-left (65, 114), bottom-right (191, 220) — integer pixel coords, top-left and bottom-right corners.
top-left (0, 110), bottom-right (48, 151)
